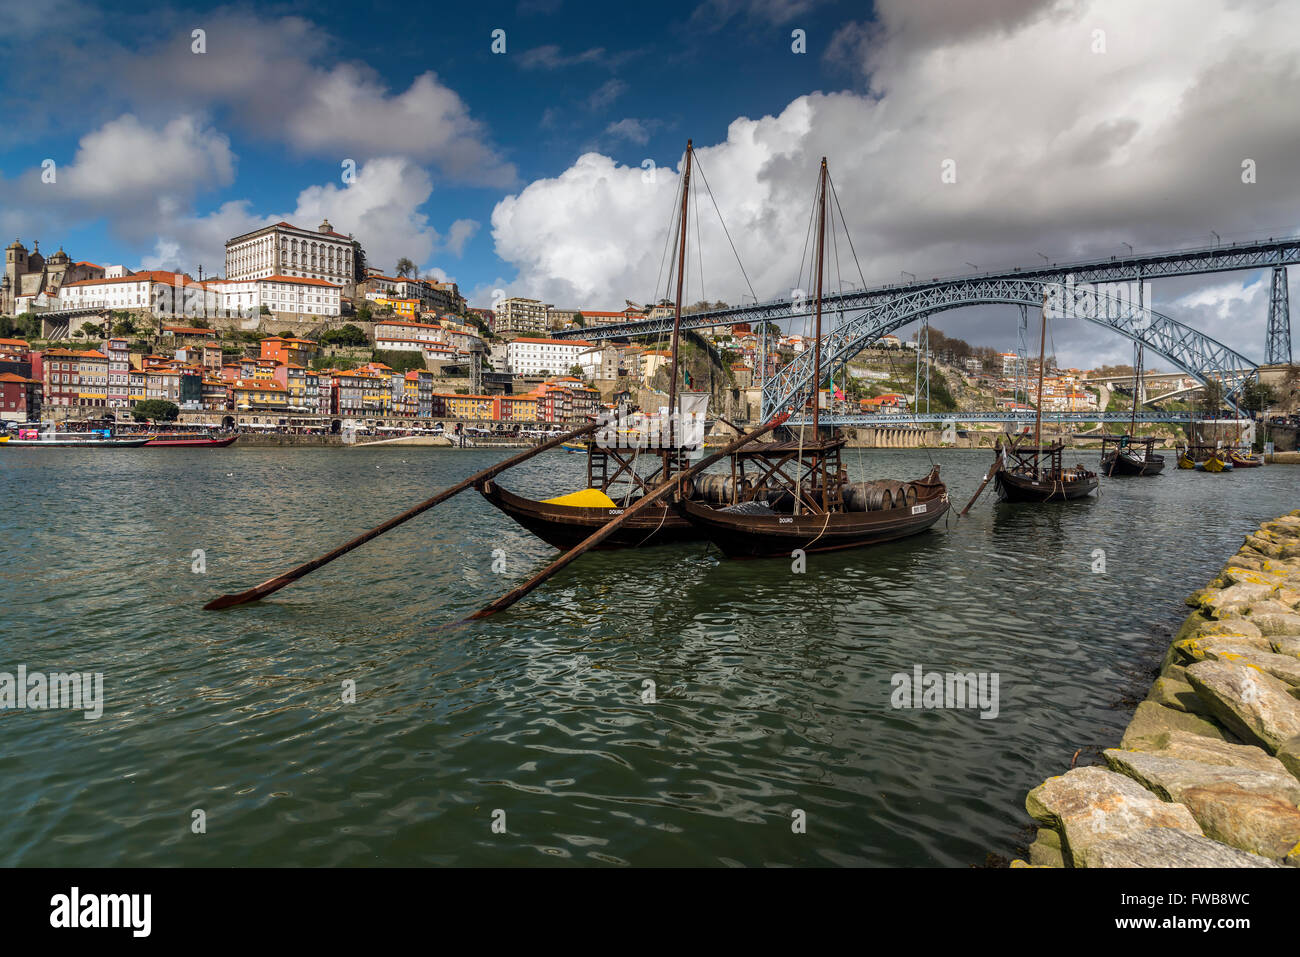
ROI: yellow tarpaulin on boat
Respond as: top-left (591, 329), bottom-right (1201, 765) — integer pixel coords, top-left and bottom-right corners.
top-left (542, 488), bottom-right (619, 508)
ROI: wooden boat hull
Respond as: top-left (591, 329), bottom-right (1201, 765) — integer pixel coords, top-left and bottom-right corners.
top-left (1101, 450), bottom-right (1165, 476)
top-left (143, 436), bottom-right (239, 448)
top-left (477, 479), bottom-right (703, 550)
top-left (1194, 454), bottom-right (1232, 472)
top-left (995, 468), bottom-right (1098, 502)
top-left (1177, 454), bottom-right (1196, 469)
top-left (675, 478), bottom-right (950, 559)
top-left (1229, 452), bottom-right (1263, 468)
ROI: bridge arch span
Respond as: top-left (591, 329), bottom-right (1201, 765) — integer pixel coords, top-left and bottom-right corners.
top-left (762, 278), bottom-right (1258, 418)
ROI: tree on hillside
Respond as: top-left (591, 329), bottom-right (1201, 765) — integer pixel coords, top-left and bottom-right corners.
top-left (1239, 379), bottom-right (1277, 413)
top-left (1198, 378), bottom-right (1225, 416)
top-left (131, 399), bottom-right (180, 422)
top-left (395, 258), bottom-right (417, 279)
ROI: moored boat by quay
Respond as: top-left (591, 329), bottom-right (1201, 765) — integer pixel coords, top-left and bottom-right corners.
top-left (142, 433), bottom-right (238, 448)
top-left (2, 432), bottom-right (149, 448)
top-left (1100, 434), bottom-right (1165, 476)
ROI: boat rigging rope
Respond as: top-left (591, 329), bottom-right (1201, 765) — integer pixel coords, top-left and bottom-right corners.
top-left (802, 504), bottom-right (833, 552)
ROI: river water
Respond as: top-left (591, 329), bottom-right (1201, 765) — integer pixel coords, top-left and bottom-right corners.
top-left (0, 445), bottom-right (1294, 866)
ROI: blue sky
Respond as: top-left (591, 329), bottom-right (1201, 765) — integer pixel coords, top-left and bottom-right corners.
top-left (0, 0), bottom-right (867, 298)
top-left (2, 0), bottom-right (1297, 367)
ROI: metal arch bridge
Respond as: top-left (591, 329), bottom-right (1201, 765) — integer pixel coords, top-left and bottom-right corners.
top-left (761, 277), bottom-right (1258, 418)
top-left (791, 410), bottom-right (1208, 427)
top-left (553, 233), bottom-right (1299, 341)
top-left (551, 233), bottom-right (1294, 415)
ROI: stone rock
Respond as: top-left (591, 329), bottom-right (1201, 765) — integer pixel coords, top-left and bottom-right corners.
top-left (1244, 534), bottom-right (1284, 558)
top-left (1026, 767), bottom-right (1201, 866)
top-left (1175, 611), bottom-right (1212, 642)
top-left (1277, 735), bottom-right (1300, 781)
top-left (1272, 636), bottom-right (1300, 658)
top-left (1076, 826), bottom-right (1281, 868)
top-left (1194, 618), bottom-right (1264, 640)
top-left (1209, 649), bottom-right (1300, 690)
top-left (1028, 834), bottom-right (1065, 867)
top-left (1185, 659), bottom-right (1300, 753)
top-left (1246, 608), bottom-right (1300, 637)
top-left (1229, 553), bottom-right (1267, 572)
top-left (1144, 729), bottom-right (1288, 773)
top-left (1275, 587), bottom-right (1300, 609)
top-left (1219, 567), bottom-right (1287, 589)
top-left (1148, 676), bottom-right (1211, 715)
top-left (1103, 748), bottom-right (1300, 805)
top-left (1179, 784), bottom-right (1300, 862)
top-left (1161, 661), bottom-right (1190, 683)
top-left (1120, 701), bottom-right (1233, 751)
top-left (1172, 634), bottom-right (1273, 665)
top-left (1033, 826), bottom-right (1061, 849)
top-left (1203, 582), bottom-right (1275, 618)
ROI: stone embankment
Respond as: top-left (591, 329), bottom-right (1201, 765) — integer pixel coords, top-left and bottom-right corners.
top-left (1015, 510), bottom-right (1300, 868)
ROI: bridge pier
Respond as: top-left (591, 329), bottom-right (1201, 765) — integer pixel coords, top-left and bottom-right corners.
top-left (1267, 265), bottom-right (1291, 365)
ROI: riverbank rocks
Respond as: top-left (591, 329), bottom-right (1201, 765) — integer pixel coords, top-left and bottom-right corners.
top-left (1119, 701), bottom-right (1232, 751)
top-left (1185, 659), bottom-right (1300, 753)
top-left (1014, 510), bottom-right (1300, 869)
top-left (1026, 767), bottom-right (1201, 867)
top-left (1077, 826), bottom-right (1280, 868)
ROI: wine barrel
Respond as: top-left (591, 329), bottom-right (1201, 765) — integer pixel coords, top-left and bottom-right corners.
top-left (842, 481), bottom-right (893, 511)
top-left (694, 474), bottom-right (752, 505)
top-left (882, 480), bottom-right (912, 509)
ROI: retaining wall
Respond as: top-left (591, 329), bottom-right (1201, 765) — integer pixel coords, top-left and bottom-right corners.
top-left (1015, 510), bottom-right (1300, 868)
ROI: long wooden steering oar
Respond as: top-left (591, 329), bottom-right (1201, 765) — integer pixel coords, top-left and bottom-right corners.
top-left (463, 413), bottom-right (790, 621)
top-left (959, 451), bottom-right (1002, 516)
top-left (203, 420), bottom-right (601, 610)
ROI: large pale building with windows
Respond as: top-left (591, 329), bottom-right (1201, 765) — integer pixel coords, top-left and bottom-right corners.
top-left (495, 297), bottom-right (550, 336)
top-left (205, 275), bottom-right (342, 317)
top-left (224, 219), bottom-right (364, 290)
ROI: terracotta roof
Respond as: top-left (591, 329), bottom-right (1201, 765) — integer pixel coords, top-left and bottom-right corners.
top-left (63, 270), bottom-right (203, 288)
top-left (0, 372), bottom-right (39, 383)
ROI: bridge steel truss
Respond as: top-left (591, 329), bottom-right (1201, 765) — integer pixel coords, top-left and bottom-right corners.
top-left (791, 410), bottom-right (1206, 427)
top-left (760, 277), bottom-right (1258, 419)
top-left (554, 234), bottom-right (1300, 343)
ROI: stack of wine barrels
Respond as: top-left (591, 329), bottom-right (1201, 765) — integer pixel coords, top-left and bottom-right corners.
top-left (687, 474), bottom-right (753, 505)
top-left (840, 480), bottom-right (919, 511)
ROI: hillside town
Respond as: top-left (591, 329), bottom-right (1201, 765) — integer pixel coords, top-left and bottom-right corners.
top-left (0, 219), bottom-right (1194, 432)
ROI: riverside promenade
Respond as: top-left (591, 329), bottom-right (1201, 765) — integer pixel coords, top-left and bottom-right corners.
top-left (1016, 510), bottom-right (1300, 868)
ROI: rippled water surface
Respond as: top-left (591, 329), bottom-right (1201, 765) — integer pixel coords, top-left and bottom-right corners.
top-left (0, 445), bottom-right (1295, 866)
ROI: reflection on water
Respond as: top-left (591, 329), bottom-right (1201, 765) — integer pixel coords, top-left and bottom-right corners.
top-left (0, 445), bottom-right (1293, 865)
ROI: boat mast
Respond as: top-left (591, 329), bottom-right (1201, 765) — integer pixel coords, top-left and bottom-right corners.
top-left (1129, 341), bottom-right (1143, 438)
top-left (666, 140), bottom-right (693, 451)
top-left (812, 157), bottom-right (827, 435)
top-left (1033, 289), bottom-right (1048, 473)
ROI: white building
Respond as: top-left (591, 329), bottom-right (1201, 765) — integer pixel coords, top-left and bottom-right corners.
top-left (577, 344), bottom-right (619, 380)
top-left (59, 270), bottom-right (219, 315)
top-left (505, 337), bottom-right (593, 376)
top-left (207, 275), bottom-right (342, 317)
top-left (225, 219), bottom-right (361, 287)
